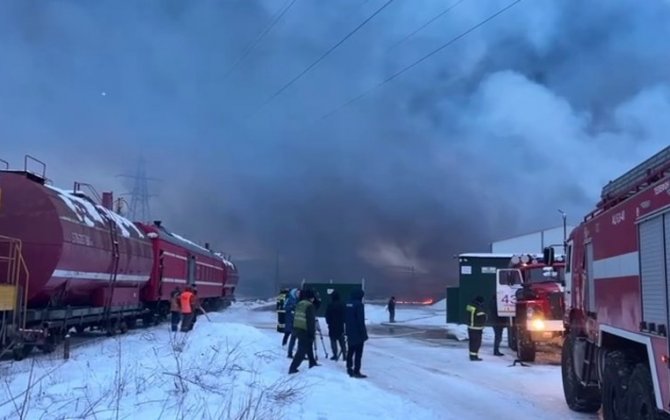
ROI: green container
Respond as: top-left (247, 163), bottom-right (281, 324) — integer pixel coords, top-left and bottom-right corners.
top-left (303, 282), bottom-right (363, 318)
top-left (446, 287), bottom-right (460, 324)
top-left (455, 253), bottom-right (512, 324)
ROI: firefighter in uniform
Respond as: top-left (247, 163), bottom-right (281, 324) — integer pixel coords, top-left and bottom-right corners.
top-left (276, 288), bottom-right (289, 334)
top-left (466, 296), bottom-right (487, 361)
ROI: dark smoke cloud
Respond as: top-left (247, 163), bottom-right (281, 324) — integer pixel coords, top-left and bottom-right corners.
top-left (1, 0), bottom-right (669, 299)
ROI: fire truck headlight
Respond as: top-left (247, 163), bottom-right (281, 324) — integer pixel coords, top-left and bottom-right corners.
top-left (531, 319), bottom-right (546, 330)
top-left (527, 307), bottom-right (536, 318)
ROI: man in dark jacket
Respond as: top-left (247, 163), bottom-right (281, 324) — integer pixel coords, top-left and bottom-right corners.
top-left (325, 291), bottom-right (346, 361)
top-left (288, 289), bottom-right (319, 374)
top-left (345, 289), bottom-right (368, 378)
top-left (466, 296), bottom-right (487, 361)
top-left (488, 293), bottom-right (505, 356)
top-left (387, 296), bottom-right (396, 323)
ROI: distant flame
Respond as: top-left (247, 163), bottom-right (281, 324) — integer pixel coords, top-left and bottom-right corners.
top-left (395, 298), bottom-right (434, 305)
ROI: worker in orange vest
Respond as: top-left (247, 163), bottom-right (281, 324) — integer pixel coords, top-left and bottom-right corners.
top-left (180, 286), bottom-right (196, 332)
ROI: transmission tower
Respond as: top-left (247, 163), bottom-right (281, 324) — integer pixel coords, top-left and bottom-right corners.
top-left (118, 157), bottom-right (159, 222)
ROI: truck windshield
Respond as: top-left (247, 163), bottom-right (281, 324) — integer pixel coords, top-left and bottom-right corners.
top-left (525, 267), bottom-right (564, 283)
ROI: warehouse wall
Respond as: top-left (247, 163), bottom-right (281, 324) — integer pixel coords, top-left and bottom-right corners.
top-left (490, 225), bottom-right (575, 254)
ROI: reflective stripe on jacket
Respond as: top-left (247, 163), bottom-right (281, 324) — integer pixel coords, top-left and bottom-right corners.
top-left (466, 304), bottom-right (487, 329)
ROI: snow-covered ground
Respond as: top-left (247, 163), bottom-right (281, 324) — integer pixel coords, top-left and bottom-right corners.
top-left (0, 300), bottom-right (599, 420)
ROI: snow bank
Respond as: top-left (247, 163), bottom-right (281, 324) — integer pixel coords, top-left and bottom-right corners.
top-left (0, 310), bottom-right (434, 420)
top-left (429, 298), bottom-right (447, 310)
top-left (0, 320), bottom-right (295, 419)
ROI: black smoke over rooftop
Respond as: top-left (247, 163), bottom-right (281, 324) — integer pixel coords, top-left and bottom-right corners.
top-left (1, 0), bottom-right (669, 298)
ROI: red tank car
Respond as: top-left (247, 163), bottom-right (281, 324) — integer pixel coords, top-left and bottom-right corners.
top-left (0, 156), bottom-right (240, 359)
top-left (137, 221), bottom-right (232, 314)
top-left (0, 171), bottom-right (153, 308)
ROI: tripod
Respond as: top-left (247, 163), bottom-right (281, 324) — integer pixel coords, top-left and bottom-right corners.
top-left (315, 319), bottom-right (329, 358)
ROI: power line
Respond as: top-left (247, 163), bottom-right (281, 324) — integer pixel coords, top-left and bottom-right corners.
top-left (222, 0), bottom-right (299, 81)
top-left (320, 0), bottom-right (523, 120)
top-left (245, 0), bottom-right (397, 120)
top-left (385, 0), bottom-right (467, 53)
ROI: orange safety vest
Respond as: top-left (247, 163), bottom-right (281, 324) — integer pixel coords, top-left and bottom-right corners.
top-left (180, 291), bottom-right (194, 314)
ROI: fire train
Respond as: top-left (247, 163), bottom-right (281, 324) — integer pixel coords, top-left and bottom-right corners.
top-left (561, 145), bottom-right (670, 419)
top-left (0, 156), bottom-right (239, 360)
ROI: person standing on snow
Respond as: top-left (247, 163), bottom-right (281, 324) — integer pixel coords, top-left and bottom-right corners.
top-left (488, 293), bottom-right (505, 356)
top-left (169, 287), bottom-right (181, 332)
top-left (325, 290), bottom-right (346, 361)
top-left (345, 289), bottom-right (368, 378)
top-left (387, 296), bottom-right (396, 323)
top-left (283, 288), bottom-right (299, 358)
top-left (288, 289), bottom-right (320, 374)
top-left (180, 286), bottom-right (196, 332)
top-left (466, 296), bottom-right (487, 361)
top-left (276, 288), bottom-right (289, 333)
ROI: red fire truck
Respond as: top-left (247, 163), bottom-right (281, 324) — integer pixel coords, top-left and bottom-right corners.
top-left (496, 251), bottom-right (565, 362)
top-left (562, 145), bottom-right (670, 419)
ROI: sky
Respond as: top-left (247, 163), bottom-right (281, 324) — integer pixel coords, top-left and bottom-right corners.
top-left (1, 0), bottom-right (669, 298)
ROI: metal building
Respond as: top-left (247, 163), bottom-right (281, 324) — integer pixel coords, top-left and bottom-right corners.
top-left (489, 225), bottom-right (575, 254)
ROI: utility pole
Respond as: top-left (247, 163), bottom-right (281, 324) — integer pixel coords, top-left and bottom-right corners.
top-left (558, 209), bottom-right (567, 254)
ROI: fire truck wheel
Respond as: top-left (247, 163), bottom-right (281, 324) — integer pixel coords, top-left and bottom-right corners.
top-left (517, 334), bottom-right (536, 362)
top-left (562, 333), bottom-right (601, 412)
top-left (508, 328), bottom-right (518, 351)
top-left (602, 350), bottom-right (632, 420)
top-left (626, 363), bottom-right (669, 420)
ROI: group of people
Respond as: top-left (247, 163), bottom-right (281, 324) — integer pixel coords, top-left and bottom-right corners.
top-left (278, 287), bottom-right (369, 378)
top-left (169, 286), bottom-right (200, 332)
top-left (465, 294), bottom-right (506, 361)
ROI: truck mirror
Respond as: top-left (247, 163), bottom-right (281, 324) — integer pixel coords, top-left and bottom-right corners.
top-left (543, 247), bottom-right (555, 265)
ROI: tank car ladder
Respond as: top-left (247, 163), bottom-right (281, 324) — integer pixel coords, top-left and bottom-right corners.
top-left (102, 217), bottom-right (121, 334)
top-left (0, 235), bottom-right (30, 353)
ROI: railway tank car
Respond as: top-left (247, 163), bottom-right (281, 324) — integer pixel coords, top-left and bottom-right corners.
top-left (0, 170), bottom-right (153, 309)
top-left (0, 156), bottom-right (239, 360)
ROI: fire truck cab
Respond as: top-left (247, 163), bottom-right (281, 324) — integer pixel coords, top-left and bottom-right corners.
top-left (496, 248), bottom-right (565, 362)
top-left (562, 145), bottom-right (670, 419)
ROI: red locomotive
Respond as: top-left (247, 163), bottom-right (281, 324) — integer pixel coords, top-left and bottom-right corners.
top-left (0, 156), bottom-right (239, 359)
